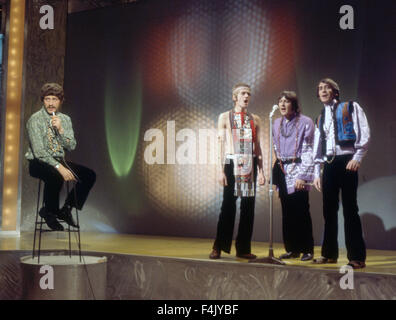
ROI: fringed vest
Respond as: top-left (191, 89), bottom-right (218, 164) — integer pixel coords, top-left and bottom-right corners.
top-left (317, 101), bottom-right (356, 156)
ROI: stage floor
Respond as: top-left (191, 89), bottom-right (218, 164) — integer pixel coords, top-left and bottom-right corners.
top-left (1, 232), bottom-right (396, 275)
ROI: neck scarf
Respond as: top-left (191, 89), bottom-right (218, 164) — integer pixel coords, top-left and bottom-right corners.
top-left (42, 107), bottom-right (62, 153)
top-left (230, 110), bottom-right (256, 197)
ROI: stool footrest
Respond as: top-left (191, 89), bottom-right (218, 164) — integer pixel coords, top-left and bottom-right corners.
top-left (32, 178), bottom-right (82, 263)
top-left (35, 228), bottom-right (80, 233)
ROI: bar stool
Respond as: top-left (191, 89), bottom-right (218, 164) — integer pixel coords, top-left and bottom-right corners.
top-left (32, 179), bottom-right (82, 263)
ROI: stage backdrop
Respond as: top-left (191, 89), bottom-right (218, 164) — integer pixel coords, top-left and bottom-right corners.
top-left (21, 0), bottom-right (396, 250)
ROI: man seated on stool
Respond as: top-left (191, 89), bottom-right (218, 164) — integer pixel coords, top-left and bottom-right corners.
top-left (25, 83), bottom-right (96, 231)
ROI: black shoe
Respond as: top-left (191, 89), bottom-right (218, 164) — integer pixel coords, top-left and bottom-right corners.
top-left (301, 253), bottom-right (313, 261)
top-left (39, 208), bottom-right (64, 231)
top-left (39, 207), bottom-right (49, 219)
top-left (57, 205), bottom-right (79, 228)
top-left (279, 252), bottom-right (300, 259)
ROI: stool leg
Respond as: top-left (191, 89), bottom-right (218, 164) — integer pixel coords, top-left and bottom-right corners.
top-left (76, 209), bottom-right (82, 262)
top-left (38, 181), bottom-right (45, 264)
top-left (32, 180), bottom-right (42, 259)
top-left (66, 181), bottom-right (72, 258)
top-left (38, 216), bottom-right (43, 264)
top-left (73, 182), bottom-right (82, 262)
top-left (68, 225), bottom-right (72, 258)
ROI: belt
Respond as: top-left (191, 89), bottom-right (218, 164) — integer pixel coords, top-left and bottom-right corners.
top-left (278, 158), bottom-right (301, 165)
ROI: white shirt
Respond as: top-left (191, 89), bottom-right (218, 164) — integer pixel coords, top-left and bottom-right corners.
top-left (313, 100), bottom-right (370, 178)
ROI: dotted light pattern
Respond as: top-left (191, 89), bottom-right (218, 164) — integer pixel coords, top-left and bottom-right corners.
top-left (138, 108), bottom-right (222, 222)
top-left (137, 0), bottom-right (298, 220)
top-left (170, 0), bottom-right (270, 110)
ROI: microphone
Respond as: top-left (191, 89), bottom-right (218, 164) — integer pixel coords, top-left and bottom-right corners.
top-left (52, 112), bottom-right (59, 136)
top-left (269, 104), bottom-right (279, 118)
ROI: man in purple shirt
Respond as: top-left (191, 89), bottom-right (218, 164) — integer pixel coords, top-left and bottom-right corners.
top-left (312, 78), bottom-right (370, 269)
top-left (272, 91), bottom-right (315, 261)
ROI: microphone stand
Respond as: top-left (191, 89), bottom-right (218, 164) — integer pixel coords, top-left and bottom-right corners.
top-left (250, 106), bottom-right (285, 265)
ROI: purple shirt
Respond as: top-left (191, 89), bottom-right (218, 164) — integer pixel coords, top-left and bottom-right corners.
top-left (272, 114), bottom-right (315, 194)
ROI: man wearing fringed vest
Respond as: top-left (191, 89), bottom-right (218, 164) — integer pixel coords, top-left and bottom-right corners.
top-left (272, 91), bottom-right (315, 262)
top-left (209, 83), bottom-right (265, 260)
top-left (312, 78), bottom-right (370, 269)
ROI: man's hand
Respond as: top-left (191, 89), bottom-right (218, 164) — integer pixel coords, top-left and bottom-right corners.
top-left (313, 177), bottom-right (321, 192)
top-left (346, 159), bottom-right (360, 171)
top-left (295, 179), bottom-right (305, 191)
top-left (57, 164), bottom-right (76, 181)
top-left (258, 172), bottom-right (265, 185)
top-left (51, 115), bottom-right (64, 134)
top-left (218, 172), bottom-right (228, 186)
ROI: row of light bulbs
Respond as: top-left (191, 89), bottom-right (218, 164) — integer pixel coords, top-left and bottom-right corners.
top-left (2, 0), bottom-right (25, 230)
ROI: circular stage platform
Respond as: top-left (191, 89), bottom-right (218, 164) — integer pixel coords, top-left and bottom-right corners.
top-left (20, 255), bottom-right (107, 300)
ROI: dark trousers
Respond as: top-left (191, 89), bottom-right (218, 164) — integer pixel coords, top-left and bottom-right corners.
top-left (213, 159), bottom-right (257, 255)
top-left (321, 154), bottom-right (366, 261)
top-left (29, 159), bottom-right (96, 216)
top-left (276, 164), bottom-right (314, 254)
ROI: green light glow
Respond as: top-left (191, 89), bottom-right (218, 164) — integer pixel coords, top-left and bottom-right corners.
top-left (105, 75), bottom-right (142, 177)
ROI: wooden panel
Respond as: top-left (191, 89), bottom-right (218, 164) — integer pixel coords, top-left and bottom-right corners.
top-left (20, 0), bottom-right (68, 229)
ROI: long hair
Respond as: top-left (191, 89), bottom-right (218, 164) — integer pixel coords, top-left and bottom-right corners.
top-left (278, 90), bottom-right (300, 115)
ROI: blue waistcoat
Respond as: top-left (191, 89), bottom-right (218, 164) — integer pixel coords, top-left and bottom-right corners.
top-left (317, 101), bottom-right (356, 155)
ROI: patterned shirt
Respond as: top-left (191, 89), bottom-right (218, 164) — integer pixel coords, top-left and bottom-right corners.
top-left (272, 114), bottom-right (315, 194)
top-left (25, 107), bottom-right (76, 167)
